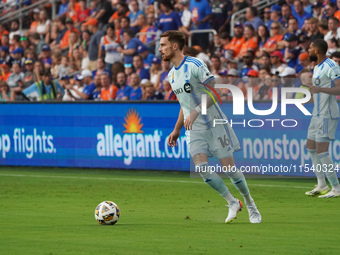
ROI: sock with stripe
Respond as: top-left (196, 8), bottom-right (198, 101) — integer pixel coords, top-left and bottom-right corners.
top-left (224, 168), bottom-right (253, 206)
top-left (308, 149), bottom-right (327, 188)
top-left (196, 162), bottom-right (236, 204)
top-left (318, 152), bottom-right (340, 191)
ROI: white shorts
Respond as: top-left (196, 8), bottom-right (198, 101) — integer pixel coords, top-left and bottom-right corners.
top-left (307, 116), bottom-right (338, 142)
top-left (186, 122), bottom-right (240, 159)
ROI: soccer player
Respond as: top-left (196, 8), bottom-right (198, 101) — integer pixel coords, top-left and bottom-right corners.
top-left (159, 30), bottom-right (261, 223)
top-left (305, 39), bottom-right (340, 198)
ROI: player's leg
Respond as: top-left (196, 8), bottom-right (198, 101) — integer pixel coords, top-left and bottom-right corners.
top-left (220, 156), bottom-right (261, 224)
top-left (193, 152), bottom-right (238, 205)
top-left (305, 138), bottom-right (329, 196)
top-left (316, 141), bottom-right (340, 198)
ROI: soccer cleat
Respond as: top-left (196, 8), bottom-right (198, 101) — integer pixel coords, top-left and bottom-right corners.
top-left (305, 185), bottom-right (330, 196)
top-left (247, 204), bottom-right (261, 224)
top-left (318, 189), bottom-right (340, 198)
top-left (225, 199), bottom-right (242, 223)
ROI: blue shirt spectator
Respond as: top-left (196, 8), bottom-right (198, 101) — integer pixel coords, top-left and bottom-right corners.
top-left (158, 11), bottom-right (183, 33)
top-left (129, 87), bottom-right (142, 100)
top-left (190, 0), bottom-right (212, 30)
top-left (116, 85), bottom-right (132, 100)
top-left (58, 0), bottom-right (69, 17)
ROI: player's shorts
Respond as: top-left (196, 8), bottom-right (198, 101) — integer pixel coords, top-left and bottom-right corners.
top-left (186, 122), bottom-right (241, 159)
top-left (307, 116), bottom-right (339, 142)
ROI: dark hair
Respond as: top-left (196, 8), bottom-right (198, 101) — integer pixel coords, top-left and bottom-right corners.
top-left (40, 68), bottom-right (51, 76)
top-left (257, 24), bottom-right (270, 43)
top-left (330, 51), bottom-right (340, 59)
top-left (210, 55), bottom-right (220, 62)
top-left (326, 1), bottom-right (337, 9)
top-left (313, 39), bottom-right (328, 55)
top-left (160, 30), bottom-right (186, 51)
top-left (246, 50), bottom-right (255, 58)
top-left (328, 16), bottom-right (339, 24)
top-left (248, 6), bottom-right (258, 17)
top-left (123, 28), bottom-right (135, 38)
top-left (329, 37), bottom-right (340, 48)
top-left (159, 0), bottom-right (174, 10)
top-left (107, 23), bottom-right (115, 30)
top-left (318, 19), bottom-right (328, 30)
top-left (281, 3), bottom-right (291, 11)
top-left (121, 16), bottom-right (130, 23)
top-left (133, 54), bottom-right (143, 62)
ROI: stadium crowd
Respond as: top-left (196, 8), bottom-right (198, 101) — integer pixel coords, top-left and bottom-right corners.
top-left (0, 0), bottom-right (340, 101)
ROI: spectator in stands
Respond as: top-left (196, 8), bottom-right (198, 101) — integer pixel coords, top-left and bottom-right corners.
top-left (335, 0), bottom-right (340, 22)
top-left (311, 2), bottom-right (323, 19)
top-left (129, 0), bottom-right (144, 28)
top-left (11, 47), bottom-right (25, 67)
top-left (84, 18), bottom-right (103, 71)
top-left (93, 57), bottom-right (110, 78)
top-left (279, 67), bottom-right (297, 95)
top-left (115, 72), bottom-right (131, 100)
top-left (33, 60), bottom-right (44, 82)
top-left (117, 29), bottom-right (143, 65)
top-left (20, 37), bottom-right (30, 51)
top-left (210, 0), bottom-right (233, 33)
top-left (210, 55), bottom-right (227, 77)
top-left (0, 63), bottom-right (11, 82)
top-left (93, 0), bottom-right (113, 30)
top-left (224, 22), bottom-right (245, 59)
top-left (62, 75), bottom-right (83, 101)
top-left (163, 77), bottom-right (176, 100)
top-left (149, 57), bottom-right (162, 90)
top-left (28, 8), bottom-right (40, 35)
top-left (0, 47), bottom-right (10, 67)
top-left (270, 51), bottom-right (287, 75)
top-left (91, 74), bottom-right (102, 100)
top-left (210, 33), bottom-right (225, 58)
top-left (56, 56), bottom-right (71, 79)
top-left (324, 17), bottom-right (340, 41)
top-left (11, 35), bottom-right (21, 52)
top-left (326, 37), bottom-right (339, 56)
top-left (23, 58), bottom-right (35, 88)
top-left (244, 6), bottom-right (264, 31)
top-left (281, 4), bottom-right (294, 30)
top-left (1, 34), bottom-right (10, 49)
top-left (266, 5), bottom-right (282, 30)
top-left (293, 0), bottom-right (312, 29)
top-left (298, 34), bottom-right (311, 52)
top-left (254, 68), bottom-right (271, 101)
top-left (258, 52), bottom-right (271, 70)
top-left (133, 55), bottom-right (149, 80)
top-left (189, 0), bottom-right (213, 51)
top-left (124, 63), bottom-right (133, 85)
top-left (157, 60), bottom-right (171, 92)
top-left (241, 51), bottom-right (258, 78)
top-left (108, 1), bottom-right (129, 23)
top-left (318, 19), bottom-right (329, 37)
top-left (0, 80), bottom-right (12, 101)
top-left (81, 29), bottom-right (91, 48)
top-left (137, 14), bottom-right (149, 44)
top-left (59, 18), bottom-right (81, 53)
top-left (296, 51), bottom-right (310, 73)
top-left (263, 7), bottom-right (271, 24)
top-left (9, 20), bottom-right (24, 45)
top-left (68, 31), bottom-right (81, 58)
top-left (256, 25), bottom-right (270, 57)
top-left (7, 62), bottom-right (24, 88)
top-left (283, 34), bottom-right (303, 69)
top-left (324, 1), bottom-right (338, 20)
top-left (283, 17), bottom-right (303, 42)
top-left (50, 17), bottom-right (67, 50)
top-left (70, 47), bottom-right (82, 72)
top-left (137, 44), bottom-right (155, 69)
top-left (99, 23), bottom-right (122, 71)
top-left (23, 69), bottom-right (64, 101)
top-left (141, 80), bottom-right (164, 100)
top-left (76, 0), bottom-right (90, 25)
top-left (129, 73), bottom-right (143, 100)
top-left (330, 51), bottom-right (340, 66)
top-left (158, 0), bottom-right (185, 35)
top-left (263, 22), bottom-right (283, 54)
top-left (78, 69), bottom-right (97, 99)
top-left (237, 24), bottom-right (258, 60)
top-left (36, 9), bottom-right (51, 43)
top-left (58, 0), bottom-right (70, 17)
top-left (145, 13), bottom-right (157, 47)
top-left (51, 52), bottom-right (61, 79)
top-left (245, 69), bottom-right (260, 99)
top-left (295, 68), bottom-right (312, 99)
top-left (308, 17), bottom-right (324, 41)
top-left (176, 0), bottom-right (191, 31)
top-left (40, 45), bottom-right (52, 69)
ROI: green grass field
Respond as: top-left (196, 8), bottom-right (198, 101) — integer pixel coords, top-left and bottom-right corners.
top-left (0, 167), bottom-right (339, 255)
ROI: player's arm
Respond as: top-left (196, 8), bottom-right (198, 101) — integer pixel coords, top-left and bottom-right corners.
top-left (306, 79), bottom-right (340, 95)
top-left (168, 107), bottom-right (184, 147)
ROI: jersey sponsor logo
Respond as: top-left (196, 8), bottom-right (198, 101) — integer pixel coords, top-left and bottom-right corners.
top-left (183, 83), bottom-right (191, 93)
top-left (173, 88), bottom-right (183, 95)
top-left (314, 78), bottom-right (320, 86)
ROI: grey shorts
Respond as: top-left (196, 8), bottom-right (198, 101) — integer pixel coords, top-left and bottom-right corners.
top-left (186, 122), bottom-right (241, 159)
top-left (307, 116), bottom-right (338, 142)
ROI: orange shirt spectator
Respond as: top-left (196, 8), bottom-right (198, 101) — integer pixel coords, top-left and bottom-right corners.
top-left (60, 27), bottom-right (80, 49)
top-left (238, 36), bottom-right (258, 58)
top-left (334, 10), bottom-right (340, 23)
top-left (101, 85), bottom-right (119, 100)
top-left (139, 25), bottom-right (150, 44)
top-left (224, 36), bottom-right (245, 57)
top-left (264, 34), bottom-right (283, 49)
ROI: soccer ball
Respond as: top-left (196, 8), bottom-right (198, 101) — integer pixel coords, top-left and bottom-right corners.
top-left (94, 201), bottom-right (120, 225)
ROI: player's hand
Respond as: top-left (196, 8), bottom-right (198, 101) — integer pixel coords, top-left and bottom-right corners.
top-left (305, 84), bottom-right (321, 94)
top-left (168, 130), bottom-right (180, 147)
top-left (184, 110), bottom-right (198, 130)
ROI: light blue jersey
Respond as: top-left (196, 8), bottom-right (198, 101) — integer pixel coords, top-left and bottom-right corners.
top-left (312, 58), bottom-right (340, 119)
top-left (168, 56), bottom-right (225, 130)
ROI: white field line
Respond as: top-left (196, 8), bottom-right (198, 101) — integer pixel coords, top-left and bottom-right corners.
top-left (0, 173), bottom-right (311, 189)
